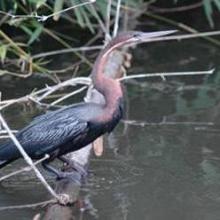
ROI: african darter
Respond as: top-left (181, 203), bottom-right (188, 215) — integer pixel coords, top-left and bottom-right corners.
top-left (0, 30), bottom-right (176, 178)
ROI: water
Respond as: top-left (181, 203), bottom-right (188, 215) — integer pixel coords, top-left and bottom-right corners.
top-left (1, 38), bottom-right (220, 220)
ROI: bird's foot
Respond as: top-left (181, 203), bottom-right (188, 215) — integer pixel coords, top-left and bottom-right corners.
top-left (59, 156), bottom-right (88, 179)
top-left (42, 159), bottom-right (87, 183)
top-left (56, 170), bottom-right (82, 183)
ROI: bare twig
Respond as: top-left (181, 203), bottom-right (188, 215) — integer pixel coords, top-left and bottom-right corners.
top-left (105, 0), bottom-right (112, 43)
top-left (113, 0), bottom-right (122, 37)
top-left (123, 119), bottom-right (214, 127)
top-left (50, 86), bottom-right (88, 106)
top-left (0, 77), bottom-right (91, 110)
top-left (0, 30), bottom-right (43, 73)
top-left (36, 77), bottom-right (91, 102)
top-left (0, 69), bottom-right (33, 78)
top-left (0, 130), bottom-right (17, 134)
top-left (31, 31), bottom-right (220, 58)
top-left (0, 68), bottom-right (214, 111)
top-left (0, 199), bottom-right (56, 211)
top-left (120, 69), bottom-right (215, 81)
top-left (0, 154), bottom-right (50, 182)
top-left (32, 45), bottom-right (103, 59)
top-left (0, 135), bottom-right (15, 139)
top-left (144, 12), bottom-right (220, 47)
top-left (0, 95), bottom-right (37, 110)
top-left (0, 0), bottom-right (96, 22)
top-left (0, 128), bottom-right (17, 139)
top-left (142, 31), bottom-right (220, 43)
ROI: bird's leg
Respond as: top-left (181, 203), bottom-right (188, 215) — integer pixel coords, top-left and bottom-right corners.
top-left (42, 160), bottom-right (82, 182)
top-left (41, 160), bottom-right (61, 178)
top-left (58, 156), bottom-right (88, 178)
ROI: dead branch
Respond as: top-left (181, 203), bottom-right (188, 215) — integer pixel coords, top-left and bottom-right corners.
top-left (42, 49), bottom-right (126, 220)
top-left (0, 68), bottom-right (213, 112)
top-left (0, 77), bottom-right (91, 110)
top-left (120, 69), bottom-right (214, 81)
top-left (0, 0), bottom-right (96, 22)
top-left (113, 0), bottom-right (122, 37)
top-left (0, 114), bottom-right (60, 201)
top-left (0, 199), bottom-right (55, 211)
top-left (122, 119), bottom-right (214, 127)
top-left (32, 45), bottom-right (102, 59)
top-left (0, 154), bottom-right (49, 182)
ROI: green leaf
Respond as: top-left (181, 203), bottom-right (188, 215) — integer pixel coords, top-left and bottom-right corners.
top-left (74, 7), bottom-right (85, 28)
top-left (82, 6), bottom-right (95, 33)
top-left (36, 0), bottom-right (46, 9)
top-left (203, 0), bottom-right (214, 28)
top-left (96, 1), bottom-right (107, 17)
top-left (213, 0), bottom-right (220, 12)
top-left (0, 1), bottom-right (6, 11)
top-left (70, 0), bottom-right (86, 28)
top-left (28, 24), bottom-right (43, 45)
top-left (0, 45), bottom-right (7, 63)
top-left (13, 1), bottom-right (18, 11)
top-left (20, 25), bottom-right (33, 36)
top-left (53, 0), bottom-right (64, 21)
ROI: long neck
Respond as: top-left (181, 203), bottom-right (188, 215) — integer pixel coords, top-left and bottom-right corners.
top-left (91, 40), bottom-right (123, 108)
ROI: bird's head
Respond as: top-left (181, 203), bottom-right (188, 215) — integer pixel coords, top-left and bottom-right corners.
top-left (110, 30), bottom-right (177, 48)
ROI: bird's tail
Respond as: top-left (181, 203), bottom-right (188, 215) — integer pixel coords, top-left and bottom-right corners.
top-left (0, 159), bottom-right (11, 169)
top-left (0, 141), bottom-right (18, 169)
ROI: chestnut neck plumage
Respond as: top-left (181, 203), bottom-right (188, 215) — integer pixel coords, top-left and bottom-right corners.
top-left (91, 37), bottom-right (125, 111)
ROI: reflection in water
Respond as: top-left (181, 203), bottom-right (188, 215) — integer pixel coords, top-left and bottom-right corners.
top-left (1, 39), bottom-right (220, 220)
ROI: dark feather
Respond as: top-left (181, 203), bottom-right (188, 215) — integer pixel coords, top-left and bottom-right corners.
top-left (0, 159), bottom-right (10, 168)
top-left (0, 99), bottom-right (123, 165)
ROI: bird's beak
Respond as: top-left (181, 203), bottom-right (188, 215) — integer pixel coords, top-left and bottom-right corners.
top-left (137, 30), bottom-right (177, 41)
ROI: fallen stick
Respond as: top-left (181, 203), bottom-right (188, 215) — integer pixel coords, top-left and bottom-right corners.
top-left (42, 50), bottom-right (127, 220)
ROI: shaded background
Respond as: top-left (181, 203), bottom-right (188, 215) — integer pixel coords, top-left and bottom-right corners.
top-left (1, 0), bottom-right (220, 219)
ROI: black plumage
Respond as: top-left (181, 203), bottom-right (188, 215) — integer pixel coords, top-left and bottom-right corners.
top-left (0, 99), bottom-right (123, 168)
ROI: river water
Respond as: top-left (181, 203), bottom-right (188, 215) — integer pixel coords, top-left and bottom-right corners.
top-left (0, 36), bottom-right (220, 220)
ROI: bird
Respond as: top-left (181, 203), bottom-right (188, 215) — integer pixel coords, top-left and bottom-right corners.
top-left (0, 30), bottom-right (176, 178)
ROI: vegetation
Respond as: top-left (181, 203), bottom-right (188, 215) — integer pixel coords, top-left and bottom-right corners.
top-left (0, 0), bottom-right (219, 78)
top-left (0, 1), bottom-right (220, 218)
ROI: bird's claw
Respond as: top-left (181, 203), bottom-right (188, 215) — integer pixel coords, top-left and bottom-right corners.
top-left (56, 170), bottom-right (82, 183)
top-left (59, 156), bottom-right (88, 179)
top-left (67, 161), bottom-right (88, 178)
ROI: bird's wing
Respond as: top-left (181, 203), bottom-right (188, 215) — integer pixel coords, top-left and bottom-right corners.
top-left (18, 117), bottom-right (88, 157)
top-left (0, 116), bottom-right (88, 160)
top-left (0, 102), bottom-right (104, 160)
top-left (31, 110), bottom-right (53, 124)
top-left (31, 103), bottom-right (86, 125)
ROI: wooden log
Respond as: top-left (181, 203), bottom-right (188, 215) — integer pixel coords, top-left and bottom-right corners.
top-left (42, 50), bottom-right (130, 220)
